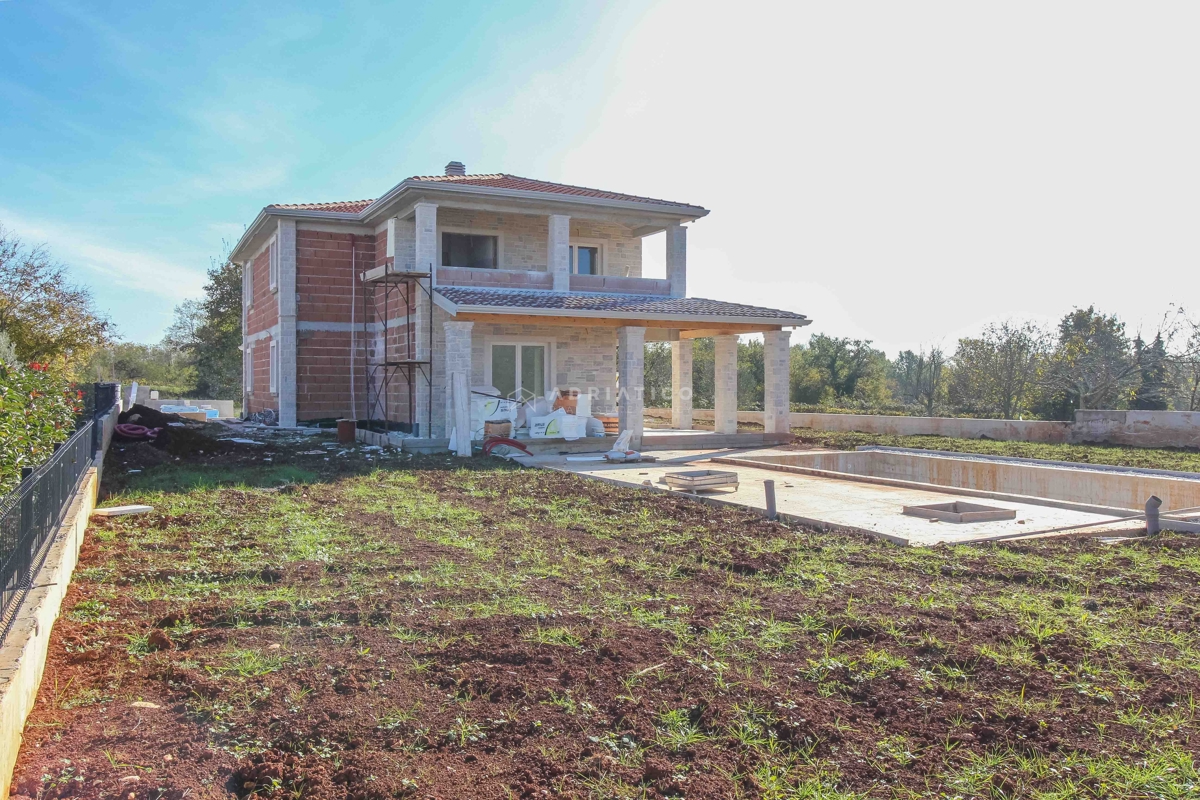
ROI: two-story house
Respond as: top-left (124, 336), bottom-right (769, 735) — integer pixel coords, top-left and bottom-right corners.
top-left (230, 162), bottom-right (810, 446)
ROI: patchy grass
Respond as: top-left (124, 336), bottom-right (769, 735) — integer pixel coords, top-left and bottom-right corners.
top-left (11, 446), bottom-right (1200, 799)
top-left (790, 427), bottom-right (1200, 473)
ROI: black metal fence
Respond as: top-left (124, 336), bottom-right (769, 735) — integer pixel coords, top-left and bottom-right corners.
top-left (0, 382), bottom-right (120, 640)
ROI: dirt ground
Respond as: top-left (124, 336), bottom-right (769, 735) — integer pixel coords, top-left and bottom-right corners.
top-left (10, 432), bottom-right (1200, 799)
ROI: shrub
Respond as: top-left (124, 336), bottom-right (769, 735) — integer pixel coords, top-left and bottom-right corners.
top-left (0, 361), bottom-right (81, 492)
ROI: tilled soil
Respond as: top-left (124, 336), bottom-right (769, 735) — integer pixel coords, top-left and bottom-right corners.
top-left (10, 442), bottom-right (1200, 799)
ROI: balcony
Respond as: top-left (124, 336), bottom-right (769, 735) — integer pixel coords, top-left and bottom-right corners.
top-left (435, 266), bottom-right (671, 296)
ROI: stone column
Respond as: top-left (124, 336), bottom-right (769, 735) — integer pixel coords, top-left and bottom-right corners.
top-left (617, 326), bottom-right (646, 448)
top-left (671, 339), bottom-right (693, 430)
top-left (443, 320), bottom-right (474, 441)
top-left (277, 219), bottom-right (298, 427)
top-left (413, 203), bottom-right (437, 436)
top-left (714, 334), bottom-right (739, 435)
top-left (549, 214), bottom-right (570, 291)
top-left (763, 329), bottom-right (792, 435)
top-left (665, 222), bottom-right (687, 298)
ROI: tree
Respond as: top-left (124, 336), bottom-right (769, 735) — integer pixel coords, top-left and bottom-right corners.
top-left (0, 224), bottom-right (112, 372)
top-left (1131, 333), bottom-right (1171, 410)
top-left (737, 338), bottom-right (764, 411)
top-left (803, 335), bottom-right (889, 402)
top-left (893, 346), bottom-right (948, 415)
top-left (949, 321), bottom-right (1049, 418)
top-left (167, 252), bottom-right (243, 399)
top-left (1042, 307), bottom-right (1139, 411)
top-left (644, 342), bottom-right (672, 408)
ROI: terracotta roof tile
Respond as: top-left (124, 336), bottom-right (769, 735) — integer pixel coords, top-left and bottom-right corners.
top-left (268, 199), bottom-right (374, 214)
top-left (435, 286), bottom-right (808, 322)
top-left (406, 173), bottom-right (700, 209)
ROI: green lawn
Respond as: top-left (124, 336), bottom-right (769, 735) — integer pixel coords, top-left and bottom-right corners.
top-left (791, 428), bottom-right (1200, 473)
top-left (12, 453), bottom-right (1200, 799)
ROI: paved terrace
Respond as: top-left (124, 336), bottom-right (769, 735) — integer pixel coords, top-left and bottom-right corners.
top-left (522, 447), bottom-right (1144, 546)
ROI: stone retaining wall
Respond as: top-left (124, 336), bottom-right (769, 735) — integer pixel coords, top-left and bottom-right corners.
top-left (644, 407), bottom-right (1200, 449)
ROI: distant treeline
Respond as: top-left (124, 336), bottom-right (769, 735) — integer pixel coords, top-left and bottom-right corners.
top-left (646, 307), bottom-right (1200, 420)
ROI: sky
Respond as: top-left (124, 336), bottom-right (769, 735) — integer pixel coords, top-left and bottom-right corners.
top-left (2, 1), bottom-right (1198, 354)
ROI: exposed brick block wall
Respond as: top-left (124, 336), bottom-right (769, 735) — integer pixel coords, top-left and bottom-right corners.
top-left (296, 229), bottom-right (375, 324)
top-left (297, 330), bottom-right (370, 420)
top-left (244, 336), bottom-right (275, 415)
top-left (246, 244), bottom-right (278, 335)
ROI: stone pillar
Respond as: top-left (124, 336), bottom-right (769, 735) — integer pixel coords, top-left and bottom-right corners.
top-left (617, 326), bottom-right (646, 448)
top-left (549, 214), bottom-right (571, 291)
top-left (763, 329), bottom-right (791, 435)
top-left (413, 203), bottom-right (437, 436)
top-left (442, 320), bottom-right (474, 440)
top-left (714, 334), bottom-right (738, 435)
top-left (277, 219), bottom-right (298, 427)
top-left (671, 339), bottom-right (693, 430)
top-left (665, 222), bottom-right (687, 298)
top-left (413, 202), bottom-right (438, 273)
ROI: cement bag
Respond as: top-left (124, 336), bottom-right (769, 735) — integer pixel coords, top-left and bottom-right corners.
top-left (585, 416), bottom-right (606, 437)
top-left (470, 395), bottom-right (519, 439)
top-left (529, 409), bottom-right (588, 440)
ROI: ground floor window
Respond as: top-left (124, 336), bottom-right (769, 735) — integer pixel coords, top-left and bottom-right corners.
top-left (442, 232), bottom-right (498, 269)
top-left (488, 342), bottom-right (548, 401)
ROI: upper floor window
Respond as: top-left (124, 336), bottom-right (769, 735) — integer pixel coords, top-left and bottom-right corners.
top-left (569, 244), bottom-right (601, 275)
top-left (442, 232), bottom-right (498, 269)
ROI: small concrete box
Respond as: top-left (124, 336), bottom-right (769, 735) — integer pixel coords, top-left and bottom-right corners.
top-left (664, 469), bottom-right (739, 492)
top-left (902, 501), bottom-right (1016, 523)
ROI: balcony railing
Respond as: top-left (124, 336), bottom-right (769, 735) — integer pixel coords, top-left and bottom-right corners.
top-left (436, 266), bottom-right (671, 296)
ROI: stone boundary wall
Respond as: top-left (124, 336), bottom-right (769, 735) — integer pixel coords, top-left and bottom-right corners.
top-left (1072, 410), bottom-right (1200, 448)
top-left (645, 408), bottom-right (1200, 449)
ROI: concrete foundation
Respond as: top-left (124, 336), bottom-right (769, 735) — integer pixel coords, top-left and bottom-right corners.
top-left (718, 448), bottom-right (1200, 514)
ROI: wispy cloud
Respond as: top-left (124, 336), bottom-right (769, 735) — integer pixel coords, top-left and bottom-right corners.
top-left (0, 209), bottom-right (207, 302)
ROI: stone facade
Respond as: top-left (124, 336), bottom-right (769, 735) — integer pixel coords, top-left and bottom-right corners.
top-left (381, 207), bottom-right (643, 277)
top-left (617, 326), bottom-right (646, 446)
top-left (762, 329), bottom-right (791, 434)
top-left (714, 334), bottom-right (739, 435)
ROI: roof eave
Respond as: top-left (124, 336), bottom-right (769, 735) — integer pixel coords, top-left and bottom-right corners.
top-left (443, 301), bottom-right (809, 328)
top-left (360, 179), bottom-right (710, 223)
top-left (229, 207), bottom-right (361, 263)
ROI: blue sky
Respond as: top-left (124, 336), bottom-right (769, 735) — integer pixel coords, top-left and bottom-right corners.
top-left (3, 1), bottom-right (1199, 352)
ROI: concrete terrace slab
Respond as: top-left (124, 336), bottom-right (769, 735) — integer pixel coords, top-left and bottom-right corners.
top-left (526, 447), bottom-right (1143, 546)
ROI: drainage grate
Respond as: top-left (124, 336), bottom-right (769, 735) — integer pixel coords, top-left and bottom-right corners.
top-left (902, 501), bottom-right (1016, 523)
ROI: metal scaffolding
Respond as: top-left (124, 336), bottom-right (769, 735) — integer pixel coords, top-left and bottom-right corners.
top-left (360, 269), bottom-right (434, 437)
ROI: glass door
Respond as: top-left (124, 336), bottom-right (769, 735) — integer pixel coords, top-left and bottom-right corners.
top-left (490, 343), bottom-right (548, 401)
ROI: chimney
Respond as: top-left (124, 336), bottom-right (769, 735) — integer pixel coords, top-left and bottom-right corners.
top-left (444, 161), bottom-right (466, 176)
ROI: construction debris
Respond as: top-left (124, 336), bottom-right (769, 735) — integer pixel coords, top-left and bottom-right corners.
top-left (93, 505), bottom-right (154, 518)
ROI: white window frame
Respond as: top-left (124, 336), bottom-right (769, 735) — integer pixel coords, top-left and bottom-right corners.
top-left (268, 237), bottom-right (279, 292)
top-left (244, 257), bottom-right (254, 311)
top-left (245, 343), bottom-right (254, 393)
top-left (269, 339), bottom-right (279, 395)
top-left (484, 337), bottom-right (555, 400)
top-left (438, 226), bottom-right (505, 270)
top-left (568, 239), bottom-right (605, 275)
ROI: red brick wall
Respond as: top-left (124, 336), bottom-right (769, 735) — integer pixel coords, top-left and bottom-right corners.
top-left (295, 229), bottom-right (375, 420)
top-left (245, 337), bottom-right (274, 415)
top-left (245, 242), bottom-right (279, 416)
top-left (246, 243), bottom-right (278, 336)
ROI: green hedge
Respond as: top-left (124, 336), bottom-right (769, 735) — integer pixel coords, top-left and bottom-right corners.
top-left (0, 362), bottom-right (81, 493)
